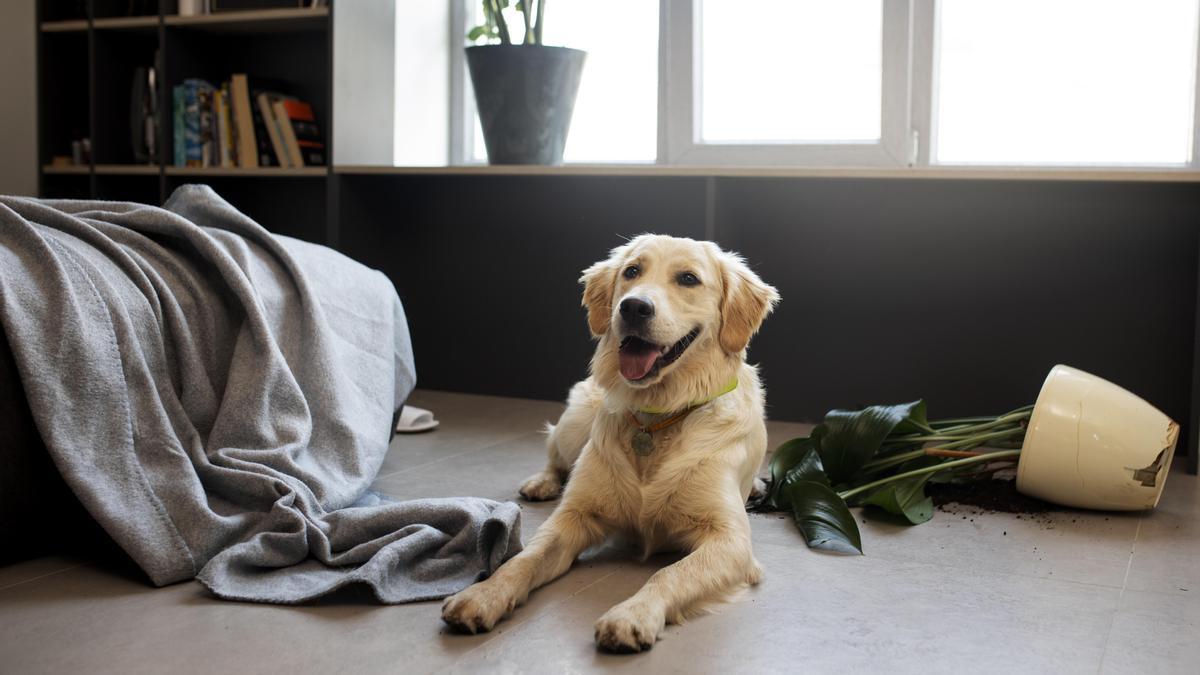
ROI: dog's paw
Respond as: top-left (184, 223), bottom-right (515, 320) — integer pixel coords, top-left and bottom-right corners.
top-left (749, 476), bottom-right (767, 502)
top-left (594, 601), bottom-right (664, 653)
top-left (518, 471), bottom-right (562, 501)
top-left (747, 556), bottom-right (764, 585)
top-left (441, 581), bottom-right (518, 634)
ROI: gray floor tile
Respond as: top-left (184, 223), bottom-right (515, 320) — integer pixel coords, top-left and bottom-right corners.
top-left (0, 556), bottom-right (85, 591)
top-left (452, 538), bottom-right (1122, 674)
top-left (380, 390), bottom-right (564, 478)
top-left (1123, 465), bottom-right (1200, 595)
top-left (1100, 586), bottom-right (1200, 674)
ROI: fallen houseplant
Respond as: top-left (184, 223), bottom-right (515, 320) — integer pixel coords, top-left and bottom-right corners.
top-left (466, 0), bottom-right (586, 165)
top-left (759, 364), bottom-right (1180, 554)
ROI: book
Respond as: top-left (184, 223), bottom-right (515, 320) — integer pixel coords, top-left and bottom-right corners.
top-left (249, 92), bottom-right (279, 166)
top-left (272, 98), bottom-right (325, 166)
top-left (196, 83), bottom-right (214, 166)
top-left (217, 85), bottom-right (235, 167)
top-left (229, 73), bottom-right (258, 168)
top-left (256, 91), bottom-right (291, 168)
top-left (183, 80), bottom-right (202, 167)
top-left (172, 85), bottom-right (185, 166)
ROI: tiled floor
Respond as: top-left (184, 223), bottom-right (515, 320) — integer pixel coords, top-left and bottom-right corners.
top-left (1, 389), bottom-right (1197, 674)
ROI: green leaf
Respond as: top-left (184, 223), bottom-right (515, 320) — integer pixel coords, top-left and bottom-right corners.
top-left (891, 399), bottom-right (932, 434)
top-left (815, 400), bottom-right (926, 485)
top-left (766, 437), bottom-right (817, 507)
top-left (860, 474), bottom-right (935, 524)
top-left (784, 480), bottom-right (863, 554)
top-left (467, 25), bottom-right (489, 40)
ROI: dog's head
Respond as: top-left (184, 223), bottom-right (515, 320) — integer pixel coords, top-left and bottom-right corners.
top-left (580, 235), bottom-right (778, 398)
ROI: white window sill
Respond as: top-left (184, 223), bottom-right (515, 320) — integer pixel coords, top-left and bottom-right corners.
top-left (332, 164), bottom-right (1200, 183)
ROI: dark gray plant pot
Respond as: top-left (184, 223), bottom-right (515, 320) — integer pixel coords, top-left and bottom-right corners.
top-left (466, 45), bottom-right (587, 165)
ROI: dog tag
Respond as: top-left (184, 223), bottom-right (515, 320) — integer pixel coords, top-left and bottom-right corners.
top-left (631, 430), bottom-right (655, 456)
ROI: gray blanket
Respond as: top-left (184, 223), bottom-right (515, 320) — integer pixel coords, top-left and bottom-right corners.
top-left (0, 185), bottom-right (521, 603)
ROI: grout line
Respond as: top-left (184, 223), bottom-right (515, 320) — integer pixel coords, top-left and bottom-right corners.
top-left (0, 561), bottom-right (88, 593)
top-left (1096, 516), bottom-right (1143, 673)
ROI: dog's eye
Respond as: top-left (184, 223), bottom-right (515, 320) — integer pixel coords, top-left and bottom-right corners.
top-left (623, 265), bottom-right (640, 280)
top-left (677, 272), bottom-right (701, 287)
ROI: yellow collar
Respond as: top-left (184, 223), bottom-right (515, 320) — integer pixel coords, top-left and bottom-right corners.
top-left (634, 377), bottom-right (739, 415)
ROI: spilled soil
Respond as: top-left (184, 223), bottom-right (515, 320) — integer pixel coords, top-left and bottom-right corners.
top-left (928, 478), bottom-right (1054, 515)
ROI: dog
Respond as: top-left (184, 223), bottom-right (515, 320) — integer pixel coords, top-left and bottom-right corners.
top-left (441, 234), bottom-right (779, 652)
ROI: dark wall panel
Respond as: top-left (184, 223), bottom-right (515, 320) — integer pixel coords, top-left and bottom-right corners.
top-left (338, 175), bottom-right (709, 401)
top-left (337, 174), bottom-right (1199, 432)
top-left (715, 178), bottom-right (1199, 425)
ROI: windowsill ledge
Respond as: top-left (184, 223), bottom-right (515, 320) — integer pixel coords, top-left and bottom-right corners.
top-left (332, 164), bottom-right (1200, 183)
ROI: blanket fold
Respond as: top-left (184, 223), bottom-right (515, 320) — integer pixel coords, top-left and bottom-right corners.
top-left (0, 185), bottom-right (520, 603)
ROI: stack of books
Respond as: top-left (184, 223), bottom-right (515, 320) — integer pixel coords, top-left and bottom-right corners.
top-left (172, 73), bottom-right (325, 169)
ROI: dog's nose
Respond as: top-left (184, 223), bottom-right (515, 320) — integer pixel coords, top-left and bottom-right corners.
top-left (619, 297), bottom-right (655, 324)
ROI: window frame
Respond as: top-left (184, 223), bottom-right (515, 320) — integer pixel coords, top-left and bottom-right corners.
top-left (444, 0), bottom-right (1200, 170)
top-left (663, 0), bottom-right (916, 167)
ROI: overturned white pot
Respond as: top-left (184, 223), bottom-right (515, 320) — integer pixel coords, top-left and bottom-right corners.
top-left (1016, 365), bottom-right (1179, 511)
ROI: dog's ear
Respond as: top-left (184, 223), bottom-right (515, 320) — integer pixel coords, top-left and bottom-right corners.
top-left (718, 252), bottom-right (779, 355)
top-left (579, 256), bottom-right (619, 338)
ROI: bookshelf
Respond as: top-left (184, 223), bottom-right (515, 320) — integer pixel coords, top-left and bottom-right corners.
top-left (36, 1), bottom-right (333, 244)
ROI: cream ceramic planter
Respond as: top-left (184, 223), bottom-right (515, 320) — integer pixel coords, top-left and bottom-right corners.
top-left (1016, 365), bottom-right (1179, 511)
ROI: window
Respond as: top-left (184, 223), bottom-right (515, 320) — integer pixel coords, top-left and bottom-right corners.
top-left (423, 0), bottom-right (1200, 169)
top-left (699, 0), bottom-right (882, 143)
top-left (934, 0), bottom-right (1200, 165)
top-left (663, 0), bottom-right (912, 165)
top-left (467, 2), bottom-right (659, 163)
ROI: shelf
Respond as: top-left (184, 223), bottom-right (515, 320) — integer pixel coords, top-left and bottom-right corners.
top-left (95, 164), bottom-right (159, 175)
top-left (92, 15), bottom-right (160, 33)
top-left (166, 166), bottom-right (327, 177)
top-left (332, 164), bottom-right (1200, 183)
top-left (40, 19), bottom-right (88, 33)
top-left (164, 8), bottom-right (329, 33)
top-left (42, 164), bottom-right (90, 175)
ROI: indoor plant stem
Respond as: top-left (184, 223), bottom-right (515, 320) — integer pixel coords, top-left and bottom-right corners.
top-left (839, 450), bottom-right (1023, 501)
top-left (859, 422), bottom-right (1029, 475)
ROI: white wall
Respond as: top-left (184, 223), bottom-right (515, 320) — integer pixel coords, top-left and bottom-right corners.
top-left (334, 0), bottom-right (397, 166)
top-left (393, 1), bottom-right (448, 166)
top-left (0, 0), bottom-right (38, 196)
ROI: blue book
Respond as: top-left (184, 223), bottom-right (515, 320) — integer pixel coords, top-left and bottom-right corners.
top-left (172, 85), bottom-right (185, 167)
top-left (182, 79), bottom-right (214, 167)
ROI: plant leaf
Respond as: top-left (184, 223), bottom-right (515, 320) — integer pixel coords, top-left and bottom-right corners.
top-left (891, 399), bottom-right (932, 434)
top-left (766, 437), bottom-right (818, 507)
top-left (784, 480), bottom-right (863, 555)
top-left (815, 400), bottom-right (926, 485)
top-left (467, 25), bottom-right (489, 40)
top-left (860, 474), bottom-right (935, 524)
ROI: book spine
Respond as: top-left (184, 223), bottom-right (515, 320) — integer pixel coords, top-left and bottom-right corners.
top-left (172, 85), bottom-right (185, 167)
top-left (257, 93), bottom-right (290, 169)
top-left (250, 96), bottom-right (277, 166)
top-left (184, 81), bottom-right (201, 167)
top-left (272, 100), bottom-right (304, 168)
top-left (217, 86), bottom-right (233, 167)
top-left (280, 99), bottom-right (325, 166)
top-left (230, 74), bottom-right (258, 169)
top-left (198, 83), bottom-right (214, 167)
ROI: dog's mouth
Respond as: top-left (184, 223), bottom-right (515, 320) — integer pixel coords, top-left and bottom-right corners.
top-left (618, 327), bottom-right (701, 383)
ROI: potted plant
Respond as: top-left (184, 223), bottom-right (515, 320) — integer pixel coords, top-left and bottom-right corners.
top-left (760, 364), bottom-right (1179, 554)
top-left (466, 0), bottom-right (586, 165)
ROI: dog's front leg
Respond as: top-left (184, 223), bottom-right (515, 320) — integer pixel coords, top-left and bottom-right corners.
top-left (442, 505), bottom-right (608, 634)
top-left (594, 518), bottom-right (760, 653)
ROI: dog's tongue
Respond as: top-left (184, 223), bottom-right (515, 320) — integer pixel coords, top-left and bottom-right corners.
top-left (619, 343), bottom-right (660, 381)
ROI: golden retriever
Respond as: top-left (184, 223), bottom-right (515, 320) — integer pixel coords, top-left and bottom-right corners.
top-left (441, 234), bottom-right (779, 652)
